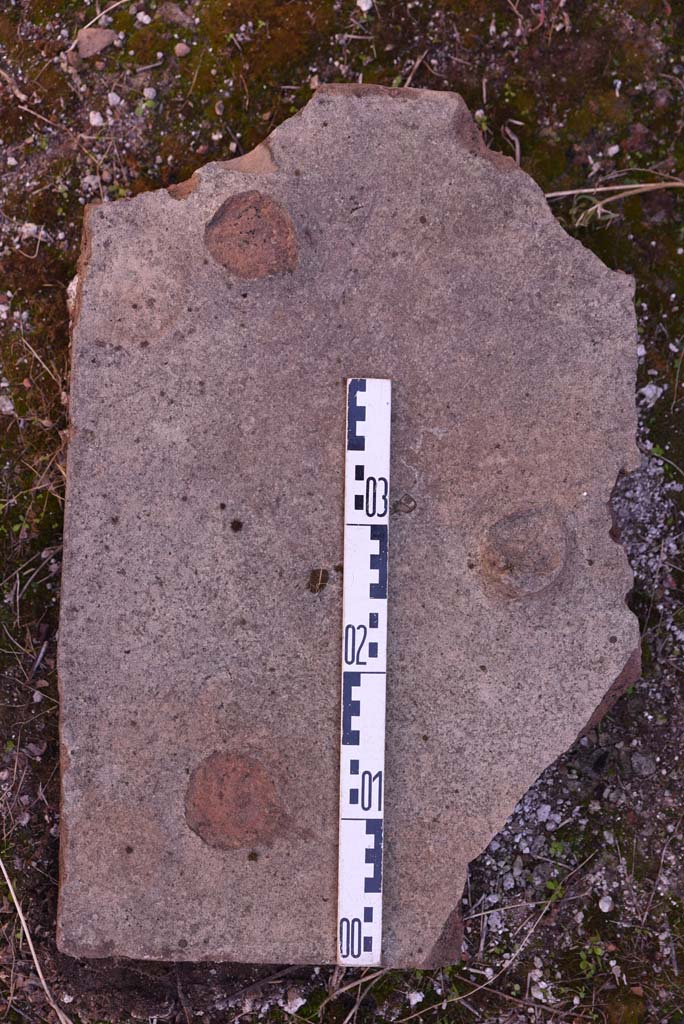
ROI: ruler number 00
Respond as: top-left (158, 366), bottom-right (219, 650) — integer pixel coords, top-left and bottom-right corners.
top-left (339, 917), bottom-right (363, 960)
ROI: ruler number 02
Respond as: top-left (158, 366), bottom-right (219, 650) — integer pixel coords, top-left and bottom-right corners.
top-left (344, 624), bottom-right (368, 665)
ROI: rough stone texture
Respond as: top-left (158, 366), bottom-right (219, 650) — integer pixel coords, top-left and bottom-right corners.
top-left (58, 84), bottom-right (640, 967)
top-left (75, 27), bottom-right (117, 59)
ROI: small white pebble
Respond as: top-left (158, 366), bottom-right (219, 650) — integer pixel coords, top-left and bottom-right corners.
top-left (599, 894), bottom-right (614, 913)
top-left (639, 382), bottom-right (663, 408)
top-left (607, 144), bottom-right (620, 157)
top-left (356, 0), bottom-right (373, 9)
top-left (282, 995), bottom-right (305, 1014)
top-left (89, 110), bottom-right (104, 127)
top-left (136, 11), bottom-right (151, 24)
top-left (107, 91), bottom-right (121, 107)
top-left (7, 155), bottom-right (17, 167)
top-left (174, 41), bottom-right (191, 57)
top-left (143, 87), bottom-right (157, 100)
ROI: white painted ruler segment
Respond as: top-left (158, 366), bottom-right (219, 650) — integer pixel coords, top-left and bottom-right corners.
top-left (337, 378), bottom-right (391, 966)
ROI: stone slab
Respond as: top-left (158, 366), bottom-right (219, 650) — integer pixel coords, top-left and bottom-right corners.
top-left (57, 84), bottom-right (640, 967)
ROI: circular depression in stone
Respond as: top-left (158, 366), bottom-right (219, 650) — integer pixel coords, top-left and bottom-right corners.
top-left (185, 751), bottom-right (285, 849)
top-left (479, 506), bottom-right (569, 599)
top-left (203, 190), bottom-right (298, 278)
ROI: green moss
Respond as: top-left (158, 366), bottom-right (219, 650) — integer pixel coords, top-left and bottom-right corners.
top-left (603, 990), bottom-right (647, 1024)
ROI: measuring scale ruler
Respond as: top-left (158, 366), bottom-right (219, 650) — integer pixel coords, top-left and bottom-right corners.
top-left (336, 378), bottom-right (391, 966)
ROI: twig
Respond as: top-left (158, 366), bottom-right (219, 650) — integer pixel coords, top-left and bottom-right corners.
top-left (340, 970), bottom-right (386, 1024)
top-left (27, 640), bottom-right (48, 683)
top-left (317, 969), bottom-right (388, 1017)
top-left (506, 0), bottom-right (525, 39)
top-left (18, 331), bottom-right (62, 388)
top-left (186, 48), bottom-right (206, 101)
top-left (396, 900), bottom-right (551, 1024)
top-left (546, 180), bottom-right (684, 199)
top-left (396, 853), bottom-right (596, 1023)
top-left (656, 454), bottom-right (684, 478)
top-left (225, 967), bottom-right (300, 1004)
top-left (464, 896), bottom-right (558, 920)
top-left (642, 539), bottom-right (665, 638)
top-left (639, 812), bottom-right (684, 936)
top-left (0, 551), bottom-right (43, 590)
top-left (404, 50), bottom-right (428, 88)
top-left (547, 179), bottom-right (684, 227)
top-left (0, 68), bottom-right (28, 102)
top-left (16, 104), bottom-right (71, 135)
top-left (66, 0), bottom-right (134, 51)
top-left (671, 352), bottom-right (683, 413)
top-left (0, 853), bottom-right (75, 1024)
top-left (472, 983), bottom-right (595, 1021)
top-left (17, 233), bottom-right (45, 261)
top-left (137, 58), bottom-right (165, 73)
top-left (502, 120), bottom-right (524, 165)
top-left (175, 965), bottom-right (192, 1024)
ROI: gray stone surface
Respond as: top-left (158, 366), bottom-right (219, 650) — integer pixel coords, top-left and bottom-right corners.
top-left (57, 84), bottom-right (640, 967)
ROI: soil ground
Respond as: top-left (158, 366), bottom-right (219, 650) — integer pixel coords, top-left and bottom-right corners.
top-left (1, 1), bottom-right (683, 1022)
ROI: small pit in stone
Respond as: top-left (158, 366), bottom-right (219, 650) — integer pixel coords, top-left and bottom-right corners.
top-left (307, 568), bottom-right (329, 594)
top-left (204, 191), bottom-right (298, 279)
top-left (479, 506), bottom-right (569, 599)
top-left (185, 752), bottom-right (285, 850)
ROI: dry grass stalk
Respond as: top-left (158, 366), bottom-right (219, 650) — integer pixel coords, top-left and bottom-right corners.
top-left (0, 853), bottom-right (74, 1024)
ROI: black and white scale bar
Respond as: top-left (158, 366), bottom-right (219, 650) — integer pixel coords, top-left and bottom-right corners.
top-left (337, 378), bottom-right (391, 967)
